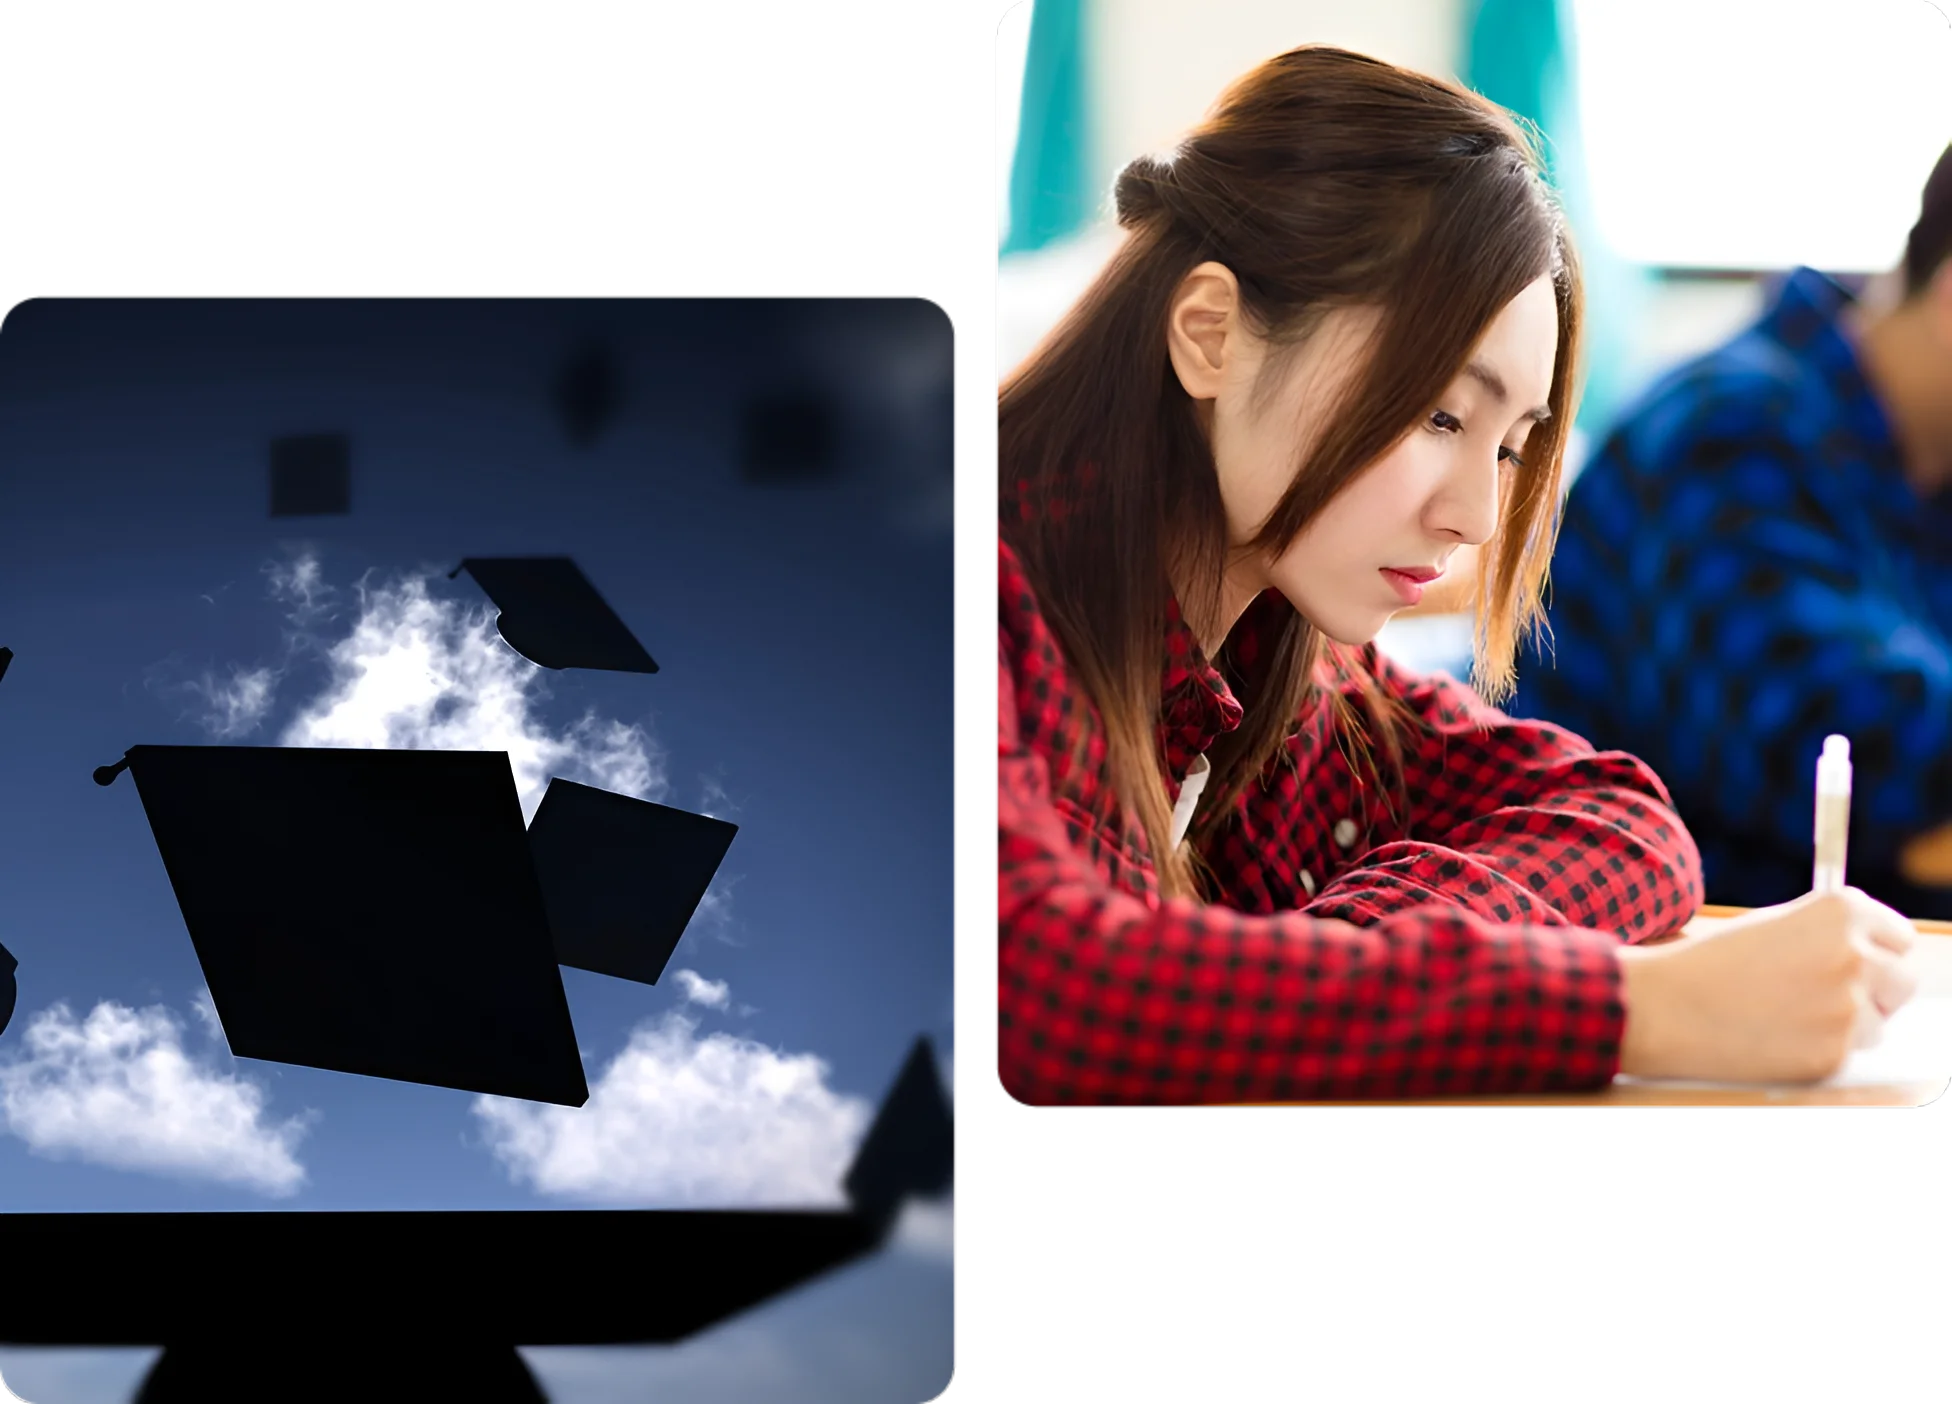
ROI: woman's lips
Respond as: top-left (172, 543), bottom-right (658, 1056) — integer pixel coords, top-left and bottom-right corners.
top-left (1381, 567), bottom-right (1440, 604)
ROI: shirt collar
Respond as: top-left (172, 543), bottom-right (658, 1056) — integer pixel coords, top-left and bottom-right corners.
top-left (1008, 461), bottom-right (1258, 782)
top-left (1158, 593), bottom-right (1246, 788)
top-left (1759, 267), bottom-right (1903, 458)
top-left (1772, 269), bottom-right (1952, 544)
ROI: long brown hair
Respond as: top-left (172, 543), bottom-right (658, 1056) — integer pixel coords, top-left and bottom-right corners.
top-left (999, 45), bottom-right (1584, 900)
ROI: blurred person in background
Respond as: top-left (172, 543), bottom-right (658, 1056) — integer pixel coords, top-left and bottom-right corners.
top-left (1511, 142), bottom-right (1952, 919)
top-left (998, 45), bottom-right (1917, 1105)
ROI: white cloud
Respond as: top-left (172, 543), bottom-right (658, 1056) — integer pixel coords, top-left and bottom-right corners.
top-left (188, 987), bottom-right (224, 1043)
top-left (472, 972), bottom-right (932, 1219)
top-left (0, 1000), bottom-right (314, 1197)
top-left (265, 548), bottom-right (338, 627)
top-left (672, 969), bottom-right (730, 1010)
top-left (688, 779), bottom-right (744, 946)
top-left (275, 557), bottom-right (668, 821)
top-left (687, 872), bottom-right (743, 949)
top-left (185, 662), bottom-right (278, 739)
top-left (697, 774), bottom-right (738, 820)
top-left (153, 548), bottom-right (673, 824)
top-left (147, 550), bottom-right (338, 738)
top-left (472, 1012), bottom-right (871, 1206)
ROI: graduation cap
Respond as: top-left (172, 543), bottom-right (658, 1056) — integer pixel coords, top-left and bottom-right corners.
top-left (527, 778), bottom-right (737, 986)
top-left (268, 433), bottom-right (351, 516)
top-left (448, 557), bottom-right (659, 673)
top-left (0, 645), bottom-right (13, 685)
top-left (0, 1035), bottom-right (953, 1382)
top-left (843, 1035), bottom-right (954, 1229)
top-left (740, 387), bottom-right (839, 484)
top-left (94, 744), bottom-right (589, 1106)
top-left (553, 340), bottom-right (623, 449)
top-left (0, 939), bottom-right (17, 1040)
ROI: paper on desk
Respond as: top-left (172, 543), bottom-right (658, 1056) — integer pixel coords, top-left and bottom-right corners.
top-left (1616, 996), bottom-right (1952, 1095)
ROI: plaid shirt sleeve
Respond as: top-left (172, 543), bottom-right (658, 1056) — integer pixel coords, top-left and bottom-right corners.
top-left (999, 611), bottom-right (1633, 1105)
top-left (1282, 648), bottom-right (1705, 941)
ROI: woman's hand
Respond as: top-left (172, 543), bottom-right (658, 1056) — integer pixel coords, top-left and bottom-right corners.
top-left (1616, 888), bottom-right (1919, 1083)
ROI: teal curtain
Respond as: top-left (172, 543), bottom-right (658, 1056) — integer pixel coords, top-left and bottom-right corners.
top-left (1464, 0), bottom-right (1648, 444)
top-left (1003, 0), bottom-right (1094, 256)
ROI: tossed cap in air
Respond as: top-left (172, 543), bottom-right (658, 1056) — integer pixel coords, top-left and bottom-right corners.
top-left (95, 744), bottom-right (589, 1106)
top-left (448, 557), bottom-right (659, 673)
top-left (0, 939), bottom-right (16, 1040)
top-left (526, 777), bottom-right (737, 987)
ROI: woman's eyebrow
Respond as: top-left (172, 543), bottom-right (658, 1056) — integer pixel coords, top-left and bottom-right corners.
top-left (1463, 357), bottom-right (1551, 422)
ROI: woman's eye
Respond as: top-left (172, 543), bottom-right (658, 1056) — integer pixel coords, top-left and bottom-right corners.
top-left (1432, 409), bottom-right (1525, 467)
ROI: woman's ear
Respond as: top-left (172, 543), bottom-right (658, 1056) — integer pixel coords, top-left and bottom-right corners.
top-left (1165, 262), bottom-right (1244, 401)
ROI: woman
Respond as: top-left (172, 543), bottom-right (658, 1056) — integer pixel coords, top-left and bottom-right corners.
top-left (998, 45), bottom-right (1918, 1103)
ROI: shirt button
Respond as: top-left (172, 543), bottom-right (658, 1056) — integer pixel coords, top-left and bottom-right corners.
top-left (1300, 869), bottom-right (1316, 896)
top-left (1333, 819), bottom-right (1358, 849)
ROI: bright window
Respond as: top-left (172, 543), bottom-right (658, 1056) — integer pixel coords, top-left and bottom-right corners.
top-left (997, 1), bottom-right (1035, 245)
top-left (1573, 0), bottom-right (1952, 271)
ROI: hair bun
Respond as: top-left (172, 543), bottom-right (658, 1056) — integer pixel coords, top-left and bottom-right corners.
top-left (1113, 154), bottom-right (1179, 229)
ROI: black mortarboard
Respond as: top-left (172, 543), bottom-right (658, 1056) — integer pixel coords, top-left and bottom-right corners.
top-left (96, 745), bottom-right (588, 1106)
top-left (448, 557), bottom-right (659, 673)
top-left (842, 1036), bottom-right (953, 1228)
top-left (0, 939), bottom-right (17, 1040)
top-left (526, 778), bottom-right (737, 986)
top-left (268, 433), bottom-right (352, 516)
top-left (552, 340), bottom-right (623, 449)
top-left (740, 388), bottom-right (839, 484)
top-left (0, 645), bottom-right (13, 685)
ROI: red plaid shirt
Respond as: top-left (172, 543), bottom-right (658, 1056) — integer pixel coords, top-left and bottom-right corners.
top-left (999, 537), bottom-right (1704, 1102)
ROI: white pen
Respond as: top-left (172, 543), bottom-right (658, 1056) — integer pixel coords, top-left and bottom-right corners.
top-left (1813, 734), bottom-right (1851, 894)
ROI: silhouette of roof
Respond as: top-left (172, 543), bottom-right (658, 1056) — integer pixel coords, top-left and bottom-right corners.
top-left (0, 1036), bottom-right (953, 1350)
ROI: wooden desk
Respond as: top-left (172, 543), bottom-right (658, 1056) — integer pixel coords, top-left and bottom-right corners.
top-left (1901, 822), bottom-right (1952, 887)
top-left (1294, 905), bottom-right (1952, 1107)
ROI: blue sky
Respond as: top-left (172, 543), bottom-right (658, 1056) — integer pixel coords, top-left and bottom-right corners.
top-left (0, 299), bottom-right (952, 1402)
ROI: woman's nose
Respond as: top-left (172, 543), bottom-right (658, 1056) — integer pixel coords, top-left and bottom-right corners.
top-left (1423, 455), bottom-right (1501, 545)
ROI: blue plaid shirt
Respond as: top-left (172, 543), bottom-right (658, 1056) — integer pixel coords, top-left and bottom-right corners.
top-left (1510, 267), bottom-right (1952, 918)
